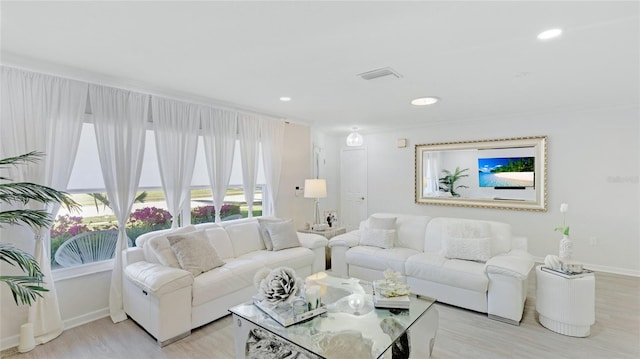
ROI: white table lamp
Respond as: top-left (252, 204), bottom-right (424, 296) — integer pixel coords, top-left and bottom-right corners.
top-left (304, 179), bottom-right (327, 226)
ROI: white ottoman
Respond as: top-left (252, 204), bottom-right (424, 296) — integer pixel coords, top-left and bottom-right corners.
top-left (535, 265), bottom-right (595, 337)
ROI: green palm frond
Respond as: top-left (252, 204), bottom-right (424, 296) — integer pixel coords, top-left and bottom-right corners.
top-left (0, 151), bottom-right (43, 168)
top-left (0, 243), bottom-right (48, 306)
top-left (0, 182), bottom-right (78, 211)
top-left (0, 209), bottom-right (52, 229)
top-left (0, 151), bottom-right (73, 306)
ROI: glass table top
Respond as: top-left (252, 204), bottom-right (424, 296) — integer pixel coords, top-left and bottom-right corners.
top-left (229, 272), bottom-right (436, 359)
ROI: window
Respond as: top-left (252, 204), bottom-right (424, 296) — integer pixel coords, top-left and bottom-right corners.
top-left (53, 124), bottom-right (266, 269)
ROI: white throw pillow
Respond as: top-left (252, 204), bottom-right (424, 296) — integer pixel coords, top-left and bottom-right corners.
top-left (440, 236), bottom-right (491, 262)
top-left (147, 236), bottom-right (181, 268)
top-left (263, 219), bottom-right (301, 251)
top-left (257, 217), bottom-right (287, 251)
top-left (167, 231), bottom-right (225, 276)
top-left (360, 227), bottom-right (396, 249)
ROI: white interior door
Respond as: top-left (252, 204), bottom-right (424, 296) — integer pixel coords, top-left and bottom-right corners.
top-left (340, 147), bottom-right (367, 231)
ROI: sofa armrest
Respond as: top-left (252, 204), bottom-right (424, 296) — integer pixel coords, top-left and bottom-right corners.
top-left (485, 250), bottom-right (534, 280)
top-left (297, 232), bottom-right (329, 249)
top-left (123, 247), bottom-right (146, 268)
top-left (125, 261), bottom-right (193, 296)
top-left (328, 231), bottom-right (360, 248)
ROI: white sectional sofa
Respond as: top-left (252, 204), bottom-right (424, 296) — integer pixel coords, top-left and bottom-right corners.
top-left (122, 217), bottom-right (328, 345)
top-left (328, 213), bottom-right (534, 325)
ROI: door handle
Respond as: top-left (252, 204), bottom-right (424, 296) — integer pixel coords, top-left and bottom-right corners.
top-left (361, 197), bottom-right (365, 200)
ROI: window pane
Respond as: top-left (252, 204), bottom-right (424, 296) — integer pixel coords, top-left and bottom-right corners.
top-left (189, 187), bottom-right (263, 224)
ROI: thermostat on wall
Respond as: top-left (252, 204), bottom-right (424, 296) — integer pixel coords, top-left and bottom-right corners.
top-left (397, 138), bottom-right (407, 148)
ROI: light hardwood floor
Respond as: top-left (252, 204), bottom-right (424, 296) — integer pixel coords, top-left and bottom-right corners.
top-left (4, 270), bottom-right (639, 359)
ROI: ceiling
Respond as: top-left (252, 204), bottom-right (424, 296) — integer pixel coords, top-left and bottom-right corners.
top-left (1, 1), bottom-right (638, 135)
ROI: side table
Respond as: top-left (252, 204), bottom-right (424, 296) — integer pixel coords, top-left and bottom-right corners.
top-left (299, 227), bottom-right (346, 269)
top-left (535, 265), bottom-right (595, 337)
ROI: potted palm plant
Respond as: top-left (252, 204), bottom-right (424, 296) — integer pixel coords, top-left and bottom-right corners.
top-left (439, 167), bottom-right (470, 197)
top-left (0, 151), bottom-right (77, 306)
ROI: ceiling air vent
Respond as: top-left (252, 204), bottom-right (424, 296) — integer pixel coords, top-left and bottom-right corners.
top-left (357, 67), bottom-right (402, 80)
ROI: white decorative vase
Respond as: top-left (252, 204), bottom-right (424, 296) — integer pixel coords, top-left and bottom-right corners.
top-left (559, 234), bottom-right (573, 260)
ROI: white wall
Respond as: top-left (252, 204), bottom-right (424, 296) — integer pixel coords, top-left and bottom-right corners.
top-left (332, 105), bottom-right (639, 275)
top-left (0, 122), bottom-right (314, 350)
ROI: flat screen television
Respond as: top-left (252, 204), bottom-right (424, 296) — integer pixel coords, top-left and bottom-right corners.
top-left (478, 157), bottom-right (534, 188)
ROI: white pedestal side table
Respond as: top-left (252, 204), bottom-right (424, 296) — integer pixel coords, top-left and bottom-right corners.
top-left (535, 265), bottom-right (595, 337)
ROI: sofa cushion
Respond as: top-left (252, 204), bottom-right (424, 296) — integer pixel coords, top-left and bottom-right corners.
top-left (238, 247), bottom-right (315, 270)
top-left (369, 216), bottom-right (397, 230)
top-left (370, 213), bottom-right (431, 252)
top-left (191, 258), bottom-right (263, 306)
top-left (441, 236), bottom-right (491, 262)
top-left (225, 222), bottom-right (266, 257)
top-left (405, 252), bottom-right (488, 292)
top-left (345, 246), bottom-right (419, 275)
top-left (125, 261), bottom-right (193, 296)
top-left (360, 227), bottom-right (396, 249)
top-left (263, 219), bottom-right (301, 251)
top-left (167, 231), bottom-right (225, 276)
top-left (205, 227), bottom-right (235, 260)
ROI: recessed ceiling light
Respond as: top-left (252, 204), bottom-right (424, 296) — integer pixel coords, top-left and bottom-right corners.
top-left (279, 96), bottom-right (291, 102)
top-left (411, 97), bottom-right (439, 106)
top-left (537, 28), bottom-right (563, 40)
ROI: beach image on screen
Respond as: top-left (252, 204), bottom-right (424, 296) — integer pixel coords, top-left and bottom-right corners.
top-left (478, 157), bottom-right (534, 187)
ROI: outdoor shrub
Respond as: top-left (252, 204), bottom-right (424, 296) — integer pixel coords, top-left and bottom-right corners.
top-left (191, 204), bottom-right (241, 224)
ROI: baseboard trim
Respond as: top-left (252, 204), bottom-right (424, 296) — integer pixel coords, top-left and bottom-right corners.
top-left (0, 308), bottom-right (109, 352)
top-left (533, 257), bottom-right (640, 277)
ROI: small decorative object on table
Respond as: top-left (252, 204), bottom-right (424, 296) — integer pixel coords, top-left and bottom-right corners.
top-left (555, 203), bottom-right (573, 259)
top-left (373, 269), bottom-right (411, 309)
top-left (253, 267), bottom-right (326, 326)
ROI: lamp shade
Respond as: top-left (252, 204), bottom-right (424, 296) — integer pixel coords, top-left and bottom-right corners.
top-left (304, 179), bottom-right (327, 198)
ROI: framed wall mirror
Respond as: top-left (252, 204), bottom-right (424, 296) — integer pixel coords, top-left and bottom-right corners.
top-left (415, 136), bottom-right (547, 211)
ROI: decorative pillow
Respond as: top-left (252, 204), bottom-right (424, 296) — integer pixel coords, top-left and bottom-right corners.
top-left (167, 231), bottom-right (225, 276)
top-left (263, 219), bottom-right (301, 251)
top-left (440, 236), bottom-right (491, 262)
top-left (148, 236), bottom-right (181, 268)
top-left (257, 217), bottom-right (287, 251)
top-left (360, 227), bottom-right (396, 249)
top-left (369, 216), bottom-right (397, 230)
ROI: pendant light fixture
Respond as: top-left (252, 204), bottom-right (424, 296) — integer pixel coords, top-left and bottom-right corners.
top-left (346, 127), bottom-right (363, 147)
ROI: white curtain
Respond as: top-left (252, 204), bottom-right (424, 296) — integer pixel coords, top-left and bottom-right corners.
top-left (238, 114), bottom-right (260, 218)
top-left (89, 84), bottom-right (149, 323)
top-left (0, 66), bottom-right (87, 344)
top-left (201, 107), bottom-right (237, 222)
top-left (424, 151), bottom-right (441, 196)
top-left (260, 118), bottom-right (285, 217)
top-left (151, 97), bottom-right (200, 228)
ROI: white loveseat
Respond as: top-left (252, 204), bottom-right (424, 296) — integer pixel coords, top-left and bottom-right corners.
top-left (328, 213), bottom-right (534, 325)
top-left (122, 217), bottom-right (328, 345)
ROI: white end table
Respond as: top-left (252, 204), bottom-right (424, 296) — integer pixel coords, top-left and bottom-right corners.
top-left (535, 265), bottom-right (595, 337)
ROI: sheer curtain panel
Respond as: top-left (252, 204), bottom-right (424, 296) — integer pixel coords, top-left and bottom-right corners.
top-left (0, 66), bottom-right (87, 345)
top-left (238, 114), bottom-right (260, 217)
top-left (201, 107), bottom-right (237, 222)
top-left (151, 97), bottom-right (200, 228)
top-left (89, 84), bottom-right (149, 323)
top-left (260, 118), bottom-right (285, 217)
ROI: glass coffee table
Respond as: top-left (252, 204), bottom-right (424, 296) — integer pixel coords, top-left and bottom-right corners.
top-left (229, 273), bottom-right (438, 359)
